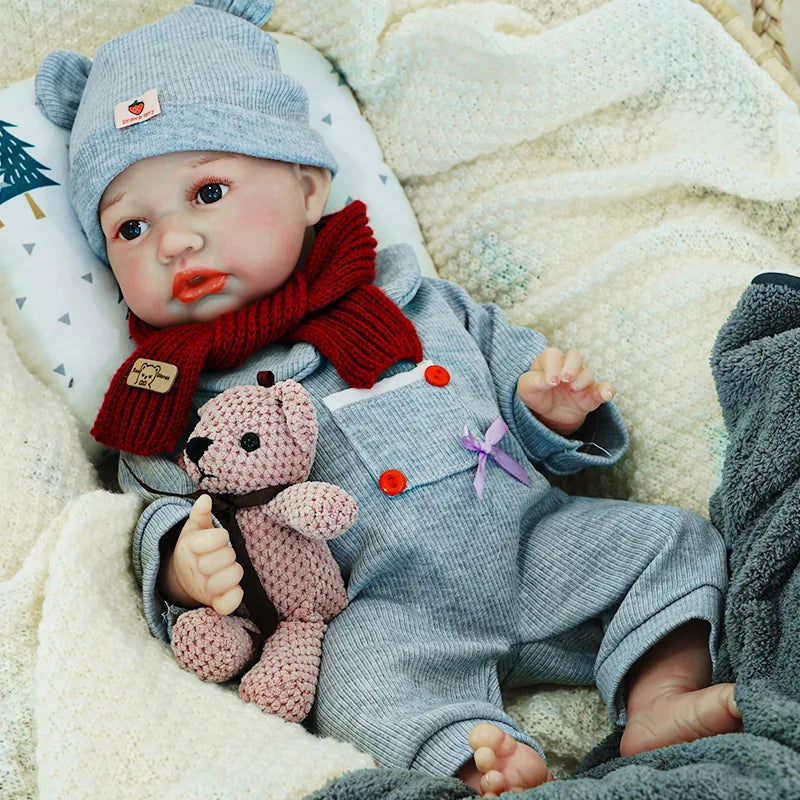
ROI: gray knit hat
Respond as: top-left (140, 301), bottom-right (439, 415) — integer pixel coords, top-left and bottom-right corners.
top-left (34, 0), bottom-right (337, 263)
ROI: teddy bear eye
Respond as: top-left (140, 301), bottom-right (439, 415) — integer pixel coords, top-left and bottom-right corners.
top-left (240, 432), bottom-right (261, 452)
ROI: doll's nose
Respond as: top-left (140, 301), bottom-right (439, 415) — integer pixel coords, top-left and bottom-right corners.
top-left (157, 217), bottom-right (204, 263)
top-left (185, 436), bottom-right (212, 465)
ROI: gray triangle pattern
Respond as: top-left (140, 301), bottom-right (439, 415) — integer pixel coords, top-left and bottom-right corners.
top-left (58, 313), bottom-right (71, 325)
top-left (81, 273), bottom-right (93, 283)
top-left (379, 175), bottom-right (388, 185)
top-left (23, 243), bottom-right (35, 255)
top-left (53, 363), bottom-right (66, 375)
top-left (322, 114), bottom-right (332, 125)
top-left (15, 297), bottom-right (25, 309)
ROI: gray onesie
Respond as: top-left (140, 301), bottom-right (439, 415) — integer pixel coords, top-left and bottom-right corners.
top-left (123, 243), bottom-right (727, 776)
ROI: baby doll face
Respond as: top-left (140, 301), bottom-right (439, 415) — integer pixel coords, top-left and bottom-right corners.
top-left (99, 151), bottom-right (331, 327)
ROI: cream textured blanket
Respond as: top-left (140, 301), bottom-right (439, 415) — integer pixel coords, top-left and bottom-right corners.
top-left (0, 320), bottom-right (375, 798)
top-left (3, 0), bottom-right (800, 798)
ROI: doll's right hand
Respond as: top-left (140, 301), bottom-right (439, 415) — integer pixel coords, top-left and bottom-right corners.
top-left (168, 494), bottom-right (244, 615)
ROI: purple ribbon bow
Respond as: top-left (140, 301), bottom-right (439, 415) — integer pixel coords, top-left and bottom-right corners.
top-left (460, 416), bottom-right (530, 498)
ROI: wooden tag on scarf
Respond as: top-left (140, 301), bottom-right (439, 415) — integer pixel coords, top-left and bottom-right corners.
top-left (126, 358), bottom-right (178, 393)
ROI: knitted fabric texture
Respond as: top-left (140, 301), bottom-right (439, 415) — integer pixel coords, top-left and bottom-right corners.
top-left (91, 200), bottom-right (423, 455)
top-left (172, 377), bottom-right (355, 723)
top-left (33, 0), bottom-right (337, 262)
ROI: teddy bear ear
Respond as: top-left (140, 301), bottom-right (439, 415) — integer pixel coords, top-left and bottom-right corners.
top-left (276, 380), bottom-right (318, 455)
top-left (35, 50), bottom-right (93, 130)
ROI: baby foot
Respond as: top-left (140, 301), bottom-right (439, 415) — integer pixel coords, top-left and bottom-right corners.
top-left (458, 722), bottom-right (552, 798)
top-left (620, 682), bottom-right (742, 757)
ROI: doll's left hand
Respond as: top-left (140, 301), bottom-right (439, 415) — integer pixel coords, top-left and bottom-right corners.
top-left (517, 347), bottom-right (615, 437)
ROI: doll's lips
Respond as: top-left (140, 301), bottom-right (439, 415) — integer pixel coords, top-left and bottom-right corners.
top-left (172, 269), bottom-right (228, 303)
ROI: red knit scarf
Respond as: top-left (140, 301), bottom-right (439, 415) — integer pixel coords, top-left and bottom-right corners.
top-left (92, 201), bottom-right (422, 455)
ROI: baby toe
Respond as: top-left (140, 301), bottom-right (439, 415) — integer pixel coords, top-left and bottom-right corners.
top-left (480, 769), bottom-right (508, 797)
top-left (468, 722), bottom-right (506, 751)
top-left (473, 746), bottom-right (497, 774)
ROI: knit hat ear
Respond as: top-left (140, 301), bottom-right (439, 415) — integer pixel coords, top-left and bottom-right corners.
top-left (34, 50), bottom-right (92, 130)
top-left (195, 0), bottom-right (276, 26)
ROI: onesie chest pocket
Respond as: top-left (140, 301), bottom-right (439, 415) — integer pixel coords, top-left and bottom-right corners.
top-left (323, 361), bottom-right (480, 493)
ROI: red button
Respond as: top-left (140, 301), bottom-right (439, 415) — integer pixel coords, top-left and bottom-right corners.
top-left (378, 469), bottom-right (407, 496)
top-left (424, 364), bottom-right (450, 387)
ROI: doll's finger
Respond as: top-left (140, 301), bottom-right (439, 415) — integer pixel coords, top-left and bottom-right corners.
top-left (211, 585), bottom-right (244, 616)
top-left (517, 368), bottom-right (551, 397)
top-left (205, 561), bottom-right (244, 597)
top-left (537, 347), bottom-right (564, 386)
top-left (196, 545), bottom-right (237, 576)
top-left (560, 350), bottom-right (583, 383)
top-left (570, 366), bottom-right (595, 392)
top-left (594, 381), bottom-right (616, 403)
top-left (183, 493), bottom-right (214, 533)
top-left (187, 526), bottom-right (230, 554)
top-left (574, 381), bottom-right (615, 411)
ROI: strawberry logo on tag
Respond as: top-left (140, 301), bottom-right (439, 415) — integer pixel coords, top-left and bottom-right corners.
top-left (114, 89), bottom-right (161, 130)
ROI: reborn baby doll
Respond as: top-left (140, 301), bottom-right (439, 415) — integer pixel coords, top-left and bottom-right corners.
top-left (35, 0), bottom-right (741, 795)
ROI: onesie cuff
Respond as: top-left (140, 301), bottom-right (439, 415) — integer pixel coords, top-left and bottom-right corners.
top-left (135, 498), bottom-right (194, 643)
top-left (411, 718), bottom-right (546, 778)
top-left (595, 584), bottom-right (724, 725)
top-left (512, 392), bottom-right (628, 476)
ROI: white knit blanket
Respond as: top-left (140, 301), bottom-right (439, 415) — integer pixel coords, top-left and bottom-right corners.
top-left (3, 0), bottom-right (800, 797)
top-left (0, 317), bottom-right (375, 797)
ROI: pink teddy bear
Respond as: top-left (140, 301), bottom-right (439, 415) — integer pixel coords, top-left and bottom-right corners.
top-left (170, 372), bottom-right (356, 723)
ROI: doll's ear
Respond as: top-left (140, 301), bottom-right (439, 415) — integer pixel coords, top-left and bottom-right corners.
top-left (35, 50), bottom-right (92, 130)
top-left (194, 0), bottom-right (276, 27)
top-left (298, 165), bottom-right (333, 226)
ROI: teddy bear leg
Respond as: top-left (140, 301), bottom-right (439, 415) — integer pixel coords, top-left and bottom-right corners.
top-left (239, 615), bottom-right (325, 722)
top-left (171, 607), bottom-right (259, 682)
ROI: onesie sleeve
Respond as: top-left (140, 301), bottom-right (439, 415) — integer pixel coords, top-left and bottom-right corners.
top-left (119, 452), bottom-right (206, 643)
top-left (427, 277), bottom-right (628, 476)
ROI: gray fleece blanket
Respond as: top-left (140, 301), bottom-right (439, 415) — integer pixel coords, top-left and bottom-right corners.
top-left (306, 273), bottom-right (800, 799)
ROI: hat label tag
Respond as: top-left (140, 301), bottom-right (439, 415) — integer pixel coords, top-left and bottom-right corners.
top-left (114, 89), bottom-right (161, 130)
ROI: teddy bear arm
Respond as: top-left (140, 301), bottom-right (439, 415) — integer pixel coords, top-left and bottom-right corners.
top-left (266, 482), bottom-right (357, 540)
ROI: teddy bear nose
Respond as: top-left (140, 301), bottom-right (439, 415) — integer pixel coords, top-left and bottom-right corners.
top-left (185, 436), bottom-right (212, 465)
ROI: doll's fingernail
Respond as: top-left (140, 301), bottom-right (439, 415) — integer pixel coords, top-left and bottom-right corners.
top-left (561, 373), bottom-right (573, 383)
top-left (550, 376), bottom-right (559, 386)
top-left (602, 389), bottom-right (614, 401)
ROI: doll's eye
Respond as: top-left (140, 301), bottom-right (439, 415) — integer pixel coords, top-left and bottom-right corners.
top-left (240, 432), bottom-right (260, 452)
top-left (119, 219), bottom-right (149, 240)
top-left (196, 183), bottom-right (229, 205)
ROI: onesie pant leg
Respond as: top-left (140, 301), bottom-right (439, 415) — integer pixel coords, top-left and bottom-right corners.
top-left (509, 496), bottom-right (728, 724)
top-left (314, 596), bottom-right (545, 777)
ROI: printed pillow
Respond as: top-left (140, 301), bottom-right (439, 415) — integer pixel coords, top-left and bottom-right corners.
top-left (0, 32), bottom-right (435, 458)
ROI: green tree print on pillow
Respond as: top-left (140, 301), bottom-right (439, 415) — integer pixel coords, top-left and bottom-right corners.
top-left (0, 120), bottom-right (58, 226)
